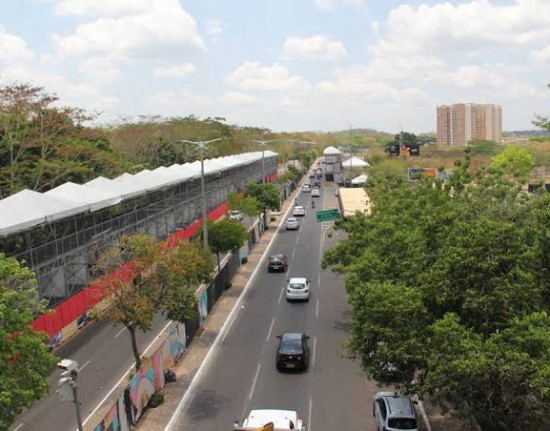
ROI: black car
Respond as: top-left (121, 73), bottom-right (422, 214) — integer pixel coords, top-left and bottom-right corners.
top-left (276, 333), bottom-right (310, 371)
top-left (267, 254), bottom-right (288, 272)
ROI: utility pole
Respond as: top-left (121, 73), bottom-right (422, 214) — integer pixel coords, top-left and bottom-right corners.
top-left (175, 138), bottom-right (223, 249)
top-left (252, 140), bottom-right (276, 183)
top-left (57, 359), bottom-right (83, 431)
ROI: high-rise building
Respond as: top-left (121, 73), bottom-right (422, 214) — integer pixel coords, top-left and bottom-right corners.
top-left (436, 103), bottom-right (502, 145)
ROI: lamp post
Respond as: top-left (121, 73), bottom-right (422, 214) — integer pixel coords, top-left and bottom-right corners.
top-left (175, 138), bottom-right (222, 249)
top-left (252, 140), bottom-right (276, 183)
top-left (57, 359), bottom-right (83, 431)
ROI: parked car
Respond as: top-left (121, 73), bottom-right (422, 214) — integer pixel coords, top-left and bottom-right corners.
top-left (302, 184), bottom-right (311, 193)
top-left (276, 333), bottom-right (310, 371)
top-left (311, 189), bottom-right (320, 197)
top-left (227, 210), bottom-right (243, 221)
top-left (373, 392), bottom-right (418, 431)
top-left (285, 217), bottom-right (299, 230)
top-left (293, 206), bottom-right (306, 217)
top-left (268, 254), bottom-right (288, 272)
top-left (286, 277), bottom-right (310, 302)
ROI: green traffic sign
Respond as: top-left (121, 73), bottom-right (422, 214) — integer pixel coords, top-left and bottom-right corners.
top-left (316, 208), bottom-right (340, 222)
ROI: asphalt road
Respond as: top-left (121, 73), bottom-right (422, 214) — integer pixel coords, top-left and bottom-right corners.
top-left (173, 184), bottom-right (379, 431)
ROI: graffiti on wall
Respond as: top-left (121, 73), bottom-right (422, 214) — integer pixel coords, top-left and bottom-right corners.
top-left (198, 290), bottom-right (208, 327)
top-left (93, 397), bottom-right (130, 431)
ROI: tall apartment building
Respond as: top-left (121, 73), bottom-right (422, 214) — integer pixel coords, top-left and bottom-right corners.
top-left (436, 103), bottom-right (502, 145)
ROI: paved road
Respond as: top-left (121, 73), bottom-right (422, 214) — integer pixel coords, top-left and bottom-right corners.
top-left (172, 183), bottom-right (378, 430)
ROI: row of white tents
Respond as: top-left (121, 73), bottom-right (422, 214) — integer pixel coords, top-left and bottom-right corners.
top-left (0, 151), bottom-right (277, 237)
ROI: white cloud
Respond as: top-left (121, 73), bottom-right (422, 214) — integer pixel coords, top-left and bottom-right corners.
top-left (205, 18), bottom-right (223, 36)
top-left (532, 46), bottom-right (550, 63)
top-left (150, 87), bottom-right (216, 115)
top-left (446, 65), bottom-right (507, 89)
top-left (0, 26), bottom-right (34, 62)
top-left (283, 35), bottom-right (347, 60)
top-left (154, 63), bottom-right (196, 78)
top-left (78, 56), bottom-right (124, 83)
top-left (52, 1), bottom-right (206, 59)
top-left (227, 62), bottom-right (310, 92)
top-left (223, 91), bottom-right (256, 106)
top-left (54, 0), bottom-right (160, 17)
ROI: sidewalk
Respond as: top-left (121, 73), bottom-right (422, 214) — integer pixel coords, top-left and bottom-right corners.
top-left (133, 190), bottom-right (298, 431)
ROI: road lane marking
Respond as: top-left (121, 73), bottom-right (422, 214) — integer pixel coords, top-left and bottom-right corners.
top-left (78, 359), bottom-right (92, 373)
top-left (312, 337), bottom-right (317, 368)
top-left (248, 364), bottom-right (262, 400)
top-left (266, 317), bottom-right (275, 342)
top-left (82, 320), bottom-right (173, 427)
top-left (278, 285), bottom-right (285, 303)
top-left (317, 275), bottom-right (320, 289)
top-left (114, 327), bottom-right (126, 338)
top-left (315, 299), bottom-right (319, 319)
top-left (165, 195), bottom-right (297, 431)
top-left (295, 234), bottom-right (299, 247)
top-left (13, 424), bottom-right (23, 431)
top-left (308, 397), bottom-right (313, 431)
top-left (291, 248), bottom-right (296, 259)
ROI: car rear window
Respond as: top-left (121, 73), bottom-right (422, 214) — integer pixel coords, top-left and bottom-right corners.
top-left (387, 418), bottom-right (417, 429)
top-left (280, 338), bottom-right (302, 354)
top-left (290, 283), bottom-right (305, 289)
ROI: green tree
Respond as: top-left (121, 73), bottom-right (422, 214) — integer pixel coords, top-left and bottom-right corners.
top-left (491, 146), bottom-right (534, 185)
top-left (245, 182), bottom-right (281, 226)
top-left (93, 234), bottom-right (212, 370)
top-left (228, 191), bottom-right (259, 226)
top-left (323, 154), bottom-right (550, 430)
top-left (208, 220), bottom-right (249, 270)
top-left (533, 84), bottom-right (550, 131)
top-left (0, 254), bottom-right (57, 431)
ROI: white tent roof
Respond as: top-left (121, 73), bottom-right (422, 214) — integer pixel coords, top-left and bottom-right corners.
top-left (323, 146), bottom-right (341, 155)
top-left (351, 174), bottom-right (368, 184)
top-left (0, 150), bottom-right (277, 236)
top-left (342, 156), bottom-right (369, 168)
top-left (45, 182), bottom-right (122, 212)
top-left (0, 189), bottom-right (89, 236)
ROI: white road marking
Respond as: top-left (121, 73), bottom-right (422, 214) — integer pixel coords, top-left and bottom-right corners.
top-left (13, 424), bottom-right (23, 431)
top-left (165, 195), bottom-right (297, 431)
top-left (291, 248), bottom-right (296, 259)
top-left (248, 364), bottom-right (262, 400)
top-left (82, 320), bottom-right (172, 427)
top-left (312, 337), bottom-right (317, 368)
top-left (315, 299), bottom-right (319, 319)
top-left (317, 275), bottom-right (321, 289)
top-left (308, 397), bottom-right (313, 431)
top-left (278, 285), bottom-right (285, 304)
top-left (78, 359), bottom-right (92, 373)
top-left (114, 327), bottom-right (126, 338)
top-left (266, 317), bottom-right (275, 342)
top-left (295, 234), bottom-right (299, 247)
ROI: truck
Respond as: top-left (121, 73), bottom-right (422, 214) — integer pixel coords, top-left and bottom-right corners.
top-left (233, 409), bottom-right (306, 431)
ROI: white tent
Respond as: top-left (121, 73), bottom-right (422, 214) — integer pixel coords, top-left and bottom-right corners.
top-left (323, 146), bottom-right (341, 155)
top-left (45, 182), bottom-right (122, 212)
top-left (342, 156), bottom-right (369, 168)
top-left (351, 174), bottom-right (368, 185)
top-left (0, 189), bottom-right (89, 236)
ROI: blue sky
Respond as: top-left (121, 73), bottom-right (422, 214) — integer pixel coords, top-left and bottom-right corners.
top-left (0, 0), bottom-right (548, 133)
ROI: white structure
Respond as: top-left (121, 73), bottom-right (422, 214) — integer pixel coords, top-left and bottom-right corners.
top-left (323, 146), bottom-right (343, 184)
top-left (342, 156), bottom-right (369, 168)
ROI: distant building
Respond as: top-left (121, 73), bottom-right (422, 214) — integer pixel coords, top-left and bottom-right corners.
top-left (437, 103), bottom-right (502, 145)
top-left (323, 146), bottom-right (343, 183)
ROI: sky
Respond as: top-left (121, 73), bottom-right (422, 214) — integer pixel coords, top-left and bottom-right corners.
top-left (0, 0), bottom-right (549, 134)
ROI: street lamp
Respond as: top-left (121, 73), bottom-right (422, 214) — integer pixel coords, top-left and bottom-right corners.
top-left (251, 140), bottom-right (276, 183)
top-left (175, 138), bottom-right (222, 249)
top-left (57, 359), bottom-right (83, 431)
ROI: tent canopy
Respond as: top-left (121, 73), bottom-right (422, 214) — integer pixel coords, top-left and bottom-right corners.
top-left (323, 146), bottom-right (341, 155)
top-left (342, 156), bottom-right (369, 168)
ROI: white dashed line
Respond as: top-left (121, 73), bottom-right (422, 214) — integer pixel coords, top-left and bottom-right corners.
top-left (308, 396), bottom-right (313, 431)
top-left (315, 299), bottom-right (319, 319)
top-left (266, 317), bottom-right (275, 342)
top-left (278, 286), bottom-right (285, 304)
top-left (249, 364), bottom-right (262, 400)
top-left (114, 327), bottom-right (126, 338)
top-left (78, 359), bottom-right (92, 373)
top-left (312, 336), bottom-right (317, 368)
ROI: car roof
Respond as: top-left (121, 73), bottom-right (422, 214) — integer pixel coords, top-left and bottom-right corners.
top-left (244, 409), bottom-right (298, 428)
top-left (287, 217), bottom-right (297, 221)
top-left (270, 254), bottom-right (285, 260)
top-left (281, 333), bottom-right (304, 341)
top-left (289, 277), bottom-right (307, 283)
top-left (294, 205), bottom-right (304, 209)
top-left (375, 393), bottom-right (415, 418)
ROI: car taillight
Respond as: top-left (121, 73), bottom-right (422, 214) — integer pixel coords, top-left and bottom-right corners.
top-left (287, 289), bottom-right (291, 293)
top-left (304, 289), bottom-right (309, 293)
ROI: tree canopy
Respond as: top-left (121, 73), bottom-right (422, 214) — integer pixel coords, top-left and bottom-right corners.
top-left (245, 182), bottom-right (281, 224)
top-left (323, 155), bottom-right (550, 430)
top-left (491, 146), bottom-right (534, 184)
top-left (0, 254), bottom-right (56, 431)
top-left (208, 220), bottom-right (249, 269)
top-left (93, 234), bottom-right (213, 370)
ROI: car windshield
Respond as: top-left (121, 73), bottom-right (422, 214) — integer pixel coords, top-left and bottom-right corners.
top-left (280, 337), bottom-right (303, 354)
top-left (387, 418), bottom-right (418, 429)
top-left (290, 283), bottom-right (305, 289)
top-left (287, 218), bottom-right (296, 223)
top-left (270, 256), bottom-right (283, 262)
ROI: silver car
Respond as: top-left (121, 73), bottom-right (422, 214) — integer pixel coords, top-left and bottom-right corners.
top-left (286, 277), bottom-right (310, 302)
top-left (285, 217), bottom-right (299, 230)
top-left (227, 210), bottom-right (243, 221)
top-left (373, 392), bottom-right (418, 431)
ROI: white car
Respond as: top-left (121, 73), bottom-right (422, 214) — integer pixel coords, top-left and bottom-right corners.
top-left (311, 189), bottom-right (320, 197)
top-left (236, 409), bottom-right (305, 431)
top-left (227, 210), bottom-right (243, 221)
top-left (285, 217), bottom-right (299, 230)
top-left (293, 206), bottom-right (306, 217)
top-left (302, 184), bottom-right (311, 193)
top-left (286, 277), bottom-right (310, 302)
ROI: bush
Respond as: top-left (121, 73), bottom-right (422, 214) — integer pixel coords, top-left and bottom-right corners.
top-left (148, 391), bottom-right (164, 408)
top-left (270, 216), bottom-right (277, 222)
top-left (225, 282), bottom-right (232, 290)
top-left (241, 257), bottom-right (248, 264)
